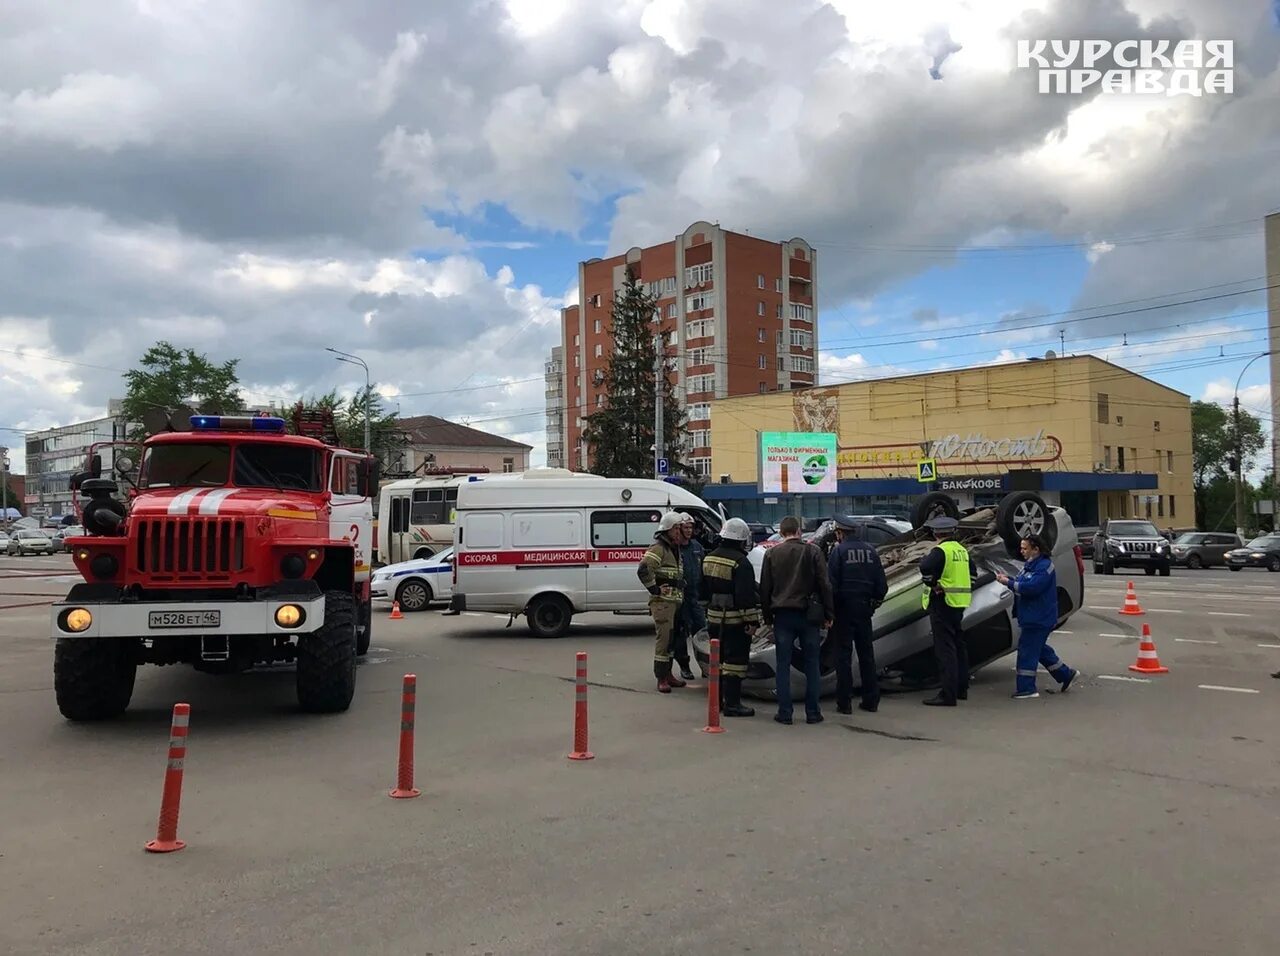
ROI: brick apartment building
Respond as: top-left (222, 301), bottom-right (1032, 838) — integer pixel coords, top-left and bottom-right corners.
top-left (551, 220), bottom-right (819, 476)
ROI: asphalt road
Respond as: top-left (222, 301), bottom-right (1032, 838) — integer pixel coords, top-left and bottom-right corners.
top-left (1, 557), bottom-right (1277, 955)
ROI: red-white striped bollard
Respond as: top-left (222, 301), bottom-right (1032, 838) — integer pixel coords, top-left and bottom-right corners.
top-left (567, 651), bottom-right (594, 760)
top-left (702, 638), bottom-right (725, 734)
top-left (389, 674), bottom-right (422, 798)
top-left (145, 702), bottom-right (190, 853)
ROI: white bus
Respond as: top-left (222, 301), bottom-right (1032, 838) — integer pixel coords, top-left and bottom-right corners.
top-left (377, 469), bottom-right (489, 565)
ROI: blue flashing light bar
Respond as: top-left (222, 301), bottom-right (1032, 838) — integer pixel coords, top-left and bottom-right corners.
top-left (190, 415), bottom-right (287, 433)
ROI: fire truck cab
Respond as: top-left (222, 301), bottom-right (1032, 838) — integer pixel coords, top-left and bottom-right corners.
top-left (50, 409), bottom-right (378, 720)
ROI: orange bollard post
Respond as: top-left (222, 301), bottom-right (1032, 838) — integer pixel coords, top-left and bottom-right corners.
top-left (389, 674), bottom-right (422, 798)
top-left (702, 638), bottom-right (726, 734)
top-left (145, 702), bottom-right (190, 853)
top-left (567, 652), bottom-right (594, 760)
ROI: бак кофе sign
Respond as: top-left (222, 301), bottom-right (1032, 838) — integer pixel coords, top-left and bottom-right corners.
top-left (759, 432), bottom-right (838, 494)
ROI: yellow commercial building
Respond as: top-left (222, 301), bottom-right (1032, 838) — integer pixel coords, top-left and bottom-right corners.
top-left (703, 355), bottom-right (1193, 531)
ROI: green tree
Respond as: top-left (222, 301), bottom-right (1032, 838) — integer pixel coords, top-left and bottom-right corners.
top-left (1191, 399), bottom-right (1265, 529)
top-left (582, 268), bottom-right (689, 478)
top-left (282, 388), bottom-right (407, 465)
top-left (122, 341), bottom-right (242, 439)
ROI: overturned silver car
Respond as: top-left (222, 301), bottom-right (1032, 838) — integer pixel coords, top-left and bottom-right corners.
top-left (692, 492), bottom-right (1085, 700)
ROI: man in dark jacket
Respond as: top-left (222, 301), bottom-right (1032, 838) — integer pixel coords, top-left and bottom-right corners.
top-left (672, 513), bottom-right (706, 681)
top-left (827, 515), bottom-right (889, 714)
top-left (699, 517), bottom-right (760, 717)
top-left (760, 515), bottom-right (834, 725)
top-left (997, 534), bottom-right (1077, 699)
top-left (918, 516), bottom-right (976, 707)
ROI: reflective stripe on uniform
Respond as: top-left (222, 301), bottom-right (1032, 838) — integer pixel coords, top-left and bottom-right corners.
top-left (1016, 668), bottom-right (1038, 677)
top-left (721, 663), bottom-right (747, 678)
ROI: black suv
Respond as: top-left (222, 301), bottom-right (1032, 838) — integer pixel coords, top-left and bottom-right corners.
top-left (1092, 519), bottom-right (1172, 576)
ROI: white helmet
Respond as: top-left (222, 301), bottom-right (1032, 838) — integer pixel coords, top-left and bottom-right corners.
top-left (678, 512), bottom-right (695, 525)
top-left (656, 511), bottom-right (684, 534)
top-left (720, 517), bottom-right (752, 542)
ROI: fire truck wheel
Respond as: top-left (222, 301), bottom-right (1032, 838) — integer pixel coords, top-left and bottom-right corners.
top-left (357, 597), bottom-right (372, 656)
top-left (54, 638), bottom-right (137, 721)
top-left (296, 590), bottom-right (357, 713)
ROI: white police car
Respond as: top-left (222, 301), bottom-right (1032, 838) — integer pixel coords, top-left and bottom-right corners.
top-left (370, 547), bottom-right (454, 612)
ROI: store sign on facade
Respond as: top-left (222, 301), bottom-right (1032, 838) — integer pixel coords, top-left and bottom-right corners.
top-left (938, 475), bottom-right (1004, 492)
top-left (927, 429), bottom-right (1060, 463)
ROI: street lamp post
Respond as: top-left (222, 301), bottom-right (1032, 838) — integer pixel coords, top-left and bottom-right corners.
top-left (325, 347), bottom-right (371, 452)
top-left (1232, 350), bottom-right (1273, 537)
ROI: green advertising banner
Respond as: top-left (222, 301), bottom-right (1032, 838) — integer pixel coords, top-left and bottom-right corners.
top-left (759, 432), bottom-right (838, 494)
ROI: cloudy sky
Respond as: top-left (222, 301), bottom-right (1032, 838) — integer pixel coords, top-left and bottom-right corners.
top-left (2, 0), bottom-right (1279, 476)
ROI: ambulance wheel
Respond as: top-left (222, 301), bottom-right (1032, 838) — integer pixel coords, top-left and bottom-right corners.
top-left (296, 590), bottom-right (357, 713)
top-left (996, 492), bottom-right (1057, 559)
top-left (526, 594), bottom-right (572, 639)
top-left (911, 492), bottom-right (959, 530)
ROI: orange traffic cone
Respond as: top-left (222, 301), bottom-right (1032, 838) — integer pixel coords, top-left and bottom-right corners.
top-left (1119, 581), bottom-right (1145, 616)
top-left (389, 601), bottom-right (404, 620)
top-left (1128, 623), bottom-right (1169, 674)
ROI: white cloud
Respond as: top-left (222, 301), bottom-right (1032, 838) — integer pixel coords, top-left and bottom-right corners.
top-left (0, 72), bottom-right (160, 151)
top-left (1086, 240), bottom-right (1115, 263)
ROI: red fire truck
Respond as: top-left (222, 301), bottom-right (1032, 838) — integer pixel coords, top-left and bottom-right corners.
top-left (50, 408), bottom-right (378, 720)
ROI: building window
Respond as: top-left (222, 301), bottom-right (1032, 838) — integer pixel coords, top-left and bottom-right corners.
top-left (789, 303), bottom-right (813, 322)
top-left (757, 328), bottom-right (765, 343)
top-left (668, 329), bottom-right (678, 346)
top-left (1145, 497), bottom-right (1152, 519)
top-left (573, 353), bottom-right (579, 368)
top-left (687, 291), bottom-right (715, 312)
top-left (690, 428), bottom-right (710, 449)
top-left (775, 277), bottom-right (783, 292)
top-left (685, 263), bottom-right (713, 286)
top-left (776, 303), bottom-right (782, 318)
top-left (778, 356), bottom-right (787, 371)
top-left (1167, 450), bottom-right (1173, 472)
top-left (1103, 446), bottom-right (1111, 468)
top-left (1170, 495), bottom-right (1176, 517)
top-left (757, 274), bottom-right (765, 289)
top-left (1154, 420), bottom-right (1161, 432)
top-left (593, 319), bottom-right (601, 334)
top-left (1130, 447), bottom-right (1137, 469)
top-left (688, 403), bottom-right (710, 421)
top-left (759, 382), bottom-right (769, 393)
top-left (1157, 495), bottom-right (1164, 518)
top-left (691, 457), bottom-right (712, 477)
top-left (1132, 494), bottom-right (1139, 515)
top-left (1097, 392), bottom-right (1109, 424)
top-left (667, 302), bottom-right (677, 319)
top-left (687, 319), bottom-right (713, 339)
top-left (594, 343), bottom-right (602, 358)
top-left (590, 294), bottom-right (601, 307)
top-left (789, 329), bottom-right (813, 349)
top-left (792, 356), bottom-right (815, 374)
top-left (758, 354), bottom-right (767, 369)
top-left (574, 334), bottom-right (580, 346)
top-left (503, 457), bottom-right (514, 474)
top-left (1117, 446), bottom-right (1125, 470)
top-left (688, 347), bottom-right (710, 367)
top-left (688, 374), bottom-right (715, 394)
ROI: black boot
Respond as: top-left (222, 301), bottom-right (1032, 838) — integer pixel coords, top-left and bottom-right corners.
top-left (678, 659), bottom-right (696, 681)
top-left (722, 676), bottom-right (755, 717)
top-left (654, 661), bottom-right (671, 693)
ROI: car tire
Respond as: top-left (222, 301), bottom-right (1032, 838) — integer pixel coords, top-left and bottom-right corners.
top-left (296, 590), bottom-right (357, 713)
top-left (996, 492), bottom-right (1057, 558)
top-left (1145, 567), bottom-right (1157, 576)
top-left (1186, 554), bottom-right (1203, 570)
top-left (1230, 565), bottom-right (1241, 572)
top-left (1159, 564), bottom-right (1171, 577)
top-left (1268, 556), bottom-right (1280, 573)
top-left (911, 492), bottom-right (960, 530)
top-left (54, 638), bottom-right (138, 721)
top-left (395, 578), bottom-right (432, 612)
top-left (526, 594), bottom-right (573, 639)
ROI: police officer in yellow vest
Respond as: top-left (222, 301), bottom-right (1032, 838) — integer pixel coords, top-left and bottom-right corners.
top-left (638, 511), bottom-right (688, 693)
top-left (918, 516), bottom-right (976, 707)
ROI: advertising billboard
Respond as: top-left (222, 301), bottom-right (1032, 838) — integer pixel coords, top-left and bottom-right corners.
top-left (759, 432), bottom-right (838, 494)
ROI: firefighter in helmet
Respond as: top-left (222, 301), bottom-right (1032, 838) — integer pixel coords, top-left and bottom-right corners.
top-left (638, 510), bottom-right (687, 693)
top-left (699, 517), bottom-right (761, 717)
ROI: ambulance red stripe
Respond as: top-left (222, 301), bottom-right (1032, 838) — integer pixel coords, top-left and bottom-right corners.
top-left (457, 548), bottom-right (649, 566)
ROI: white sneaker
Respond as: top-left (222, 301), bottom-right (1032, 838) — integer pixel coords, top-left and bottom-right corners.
top-left (1011, 690), bottom-right (1040, 700)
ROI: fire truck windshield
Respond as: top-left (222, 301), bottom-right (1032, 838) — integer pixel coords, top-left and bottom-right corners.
top-left (141, 442), bottom-right (323, 492)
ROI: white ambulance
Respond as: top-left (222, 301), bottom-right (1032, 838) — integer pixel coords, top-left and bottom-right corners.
top-left (449, 468), bottom-right (724, 637)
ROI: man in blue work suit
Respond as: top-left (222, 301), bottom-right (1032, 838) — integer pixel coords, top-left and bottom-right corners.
top-left (997, 533), bottom-right (1078, 699)
top-left (827, 515), bottom-right (889, 714)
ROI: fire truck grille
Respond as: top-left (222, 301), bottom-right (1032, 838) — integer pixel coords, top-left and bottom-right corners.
top-left (133, 518), bottom-right (247, 580)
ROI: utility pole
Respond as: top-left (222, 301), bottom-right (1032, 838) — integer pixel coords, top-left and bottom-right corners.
top-left (1234, 395), bottom-right (1245, 537)
top-left (1, 446), bottom-right (8, 525)
top-left (653, 334), bottom-right (663, 478)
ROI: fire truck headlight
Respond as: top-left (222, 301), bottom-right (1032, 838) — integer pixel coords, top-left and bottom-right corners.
top-left (62, 608), bottom-right (93, 633)
top-left (274, 604), bottom-right (304, 628)
top-left (280, 554), bottom-right (306, 579)
top-left (89, 553), bottom-right (119, 579)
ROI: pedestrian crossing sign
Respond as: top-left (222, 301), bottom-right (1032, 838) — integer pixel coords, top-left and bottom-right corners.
top-left (917, 458), bottom-right (937, 482)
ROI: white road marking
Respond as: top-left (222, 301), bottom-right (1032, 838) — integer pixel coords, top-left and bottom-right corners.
top-left (1098, 675), bottom-right (1151, 683)
top-left (1207, 612), bottom-right (1249, 617)
top-left (1198, 684), bottom-right (1260, 695)
top-left (1098, 632), bottom-right (1130, 638)
top-left (1175, 638), bottom-right (1220, 645)
top-left (491, 615), bottom-right (509, 620)
top-left (1146, 608), bottom-right (1183, 614)
top-left (1054, 630), bottom-right (1074, 635)
top-left (1258, 643), bottom-right (1280, 649)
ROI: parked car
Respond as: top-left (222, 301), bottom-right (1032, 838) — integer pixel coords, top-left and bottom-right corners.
top-left (694, 491), bottom-right (1085, 700)
top-left (1091, 519), bottom-right (1172, 576)
top-left (1075, 527), bottom-right (1099, 559)
top-left (745, 522), bottom-right (775, 545)
top-left (1171, 532), bottom-right (1242, 569)
top-left (370, 546), bottom-right (455, 611)
top-left (1224, 534), bottom-right (1280, 572)
top-left (797, 515), bottom-right (914, 560)
top-left (48, 525), bottom-right (85, 553)
top-left (6, 529), bottom-right (54, 556)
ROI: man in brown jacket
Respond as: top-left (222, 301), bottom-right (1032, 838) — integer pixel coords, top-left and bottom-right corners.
top-left (760, 515), bottom-right (834, 724)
